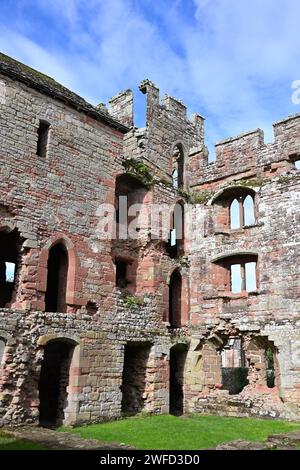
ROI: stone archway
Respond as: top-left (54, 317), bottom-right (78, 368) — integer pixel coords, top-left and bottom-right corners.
top-left (45, 242), bottom-right (69, 312)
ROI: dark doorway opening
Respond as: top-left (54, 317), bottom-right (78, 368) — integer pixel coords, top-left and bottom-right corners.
top-left (38, 340), bottom-right (74, 427)
top-left (0, 229), bottom-right (19, 308)
top-left (169, 344), bottom-right (187, 415)
top-left (169, 270), bottom-right (182, 328)
top-left (121, 342), bottom-right (151, 415)
top-left (45, 243), bottom-right (68, 312)
top-left (221, 338), bottom-right (248, 395)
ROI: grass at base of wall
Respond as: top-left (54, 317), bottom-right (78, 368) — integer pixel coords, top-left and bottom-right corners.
top-left (61, 414), bottom-right (300, 450)
top-left (0, 431), bottom-right (46, 450)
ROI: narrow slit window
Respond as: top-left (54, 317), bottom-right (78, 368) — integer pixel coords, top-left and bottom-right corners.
top-left (37, 120), bottom-right (50, 158)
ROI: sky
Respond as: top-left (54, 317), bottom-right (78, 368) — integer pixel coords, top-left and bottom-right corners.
top-left (0, 0), bottom-right (300, 158)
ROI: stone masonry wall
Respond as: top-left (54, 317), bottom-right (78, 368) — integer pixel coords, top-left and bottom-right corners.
top-left (1, 54), bottom-right (300, 426)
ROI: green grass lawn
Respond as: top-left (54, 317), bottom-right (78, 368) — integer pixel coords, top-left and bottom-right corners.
top-left (62, 414), bottom-right (300, 450)
top-left (0, 431), bottom-right (46, 450)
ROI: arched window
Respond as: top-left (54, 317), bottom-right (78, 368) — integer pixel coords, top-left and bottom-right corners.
top-left (230, 199), bottom-right (240, 229)
top-left (45, 243), bottom-right (69, 312)
top-left (230, 194), bottom-right (255, 229)
top-left (169, 270), bottom-right (182, 328)
top-left (243, 195), bottom-right (255, 226)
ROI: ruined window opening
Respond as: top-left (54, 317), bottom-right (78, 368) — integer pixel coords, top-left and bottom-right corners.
top-left (121, 342), bottom-right (151, 415)
top-left (0, 229), bottom-right (20, 308)
top-left (294, 159), bottom-right (300, 170)
top-left (215, 254), bottom-right (258, 294)
top-left (172, 169), bottom-right (178, 189)
top-left (115, 259), bottom-right (130, 288)
top-left (169, 270), bottom-right (182, 328)
top-left (0, 338), bottom-right (5, 365)
top-left (172, 145), bottom-right (184, 190)
top-left (86, 301), bottom-right (98, 315)
top-left (167, 202), bottom-right (184, 258)
top-left (230, 194), bottom-right (255, 229)
top-left (37, 120), bottom-right (50, 158)
top-left (221, 338), bottom-right (249, 395)
top-left (266, 347), bottom-right (275, 388)
top-left (230, 199), bottom-right (240, 229)
top-left (38, 340), bottom-right (74, 427)
top-left (45, 242), bottom-right (68, 312)
top-left (230, 260), bottom-right (257, 293)
top-left (115, 174), bottom-right (148, 239)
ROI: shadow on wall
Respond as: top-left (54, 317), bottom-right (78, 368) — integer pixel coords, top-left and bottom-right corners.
top-left (38, 340), bottom-right (74, 428)
top-left (121, 342), bottom-right (152, 415)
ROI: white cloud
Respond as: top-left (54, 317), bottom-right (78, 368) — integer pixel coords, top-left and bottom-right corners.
top-left (1, 0), bottom-right (300, 156)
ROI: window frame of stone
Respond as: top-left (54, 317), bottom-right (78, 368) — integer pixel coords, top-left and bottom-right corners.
top-left (37, 119), bottom-right (50, 158)
top-left (229, 193), bottom-right (256, 229)
top-left (213, 254), bottom-right (259, 295)
top-left (228, 258), bottom-right (258, 294)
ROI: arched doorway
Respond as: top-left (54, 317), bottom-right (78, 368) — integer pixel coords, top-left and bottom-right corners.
top-left (45, 243), bottom-right (68, 312)
top-left (169, 344), bottom-right (187, 415)
top-left (169, 270), bottom-right (182, 328)
top-left (38, 340), bottom-right (74, 427)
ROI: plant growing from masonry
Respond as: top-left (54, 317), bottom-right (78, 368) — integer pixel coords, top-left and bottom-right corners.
top-left (123, 295), bottom-right (146, 309)
top-left (123, 159), bottom-right (154, 186)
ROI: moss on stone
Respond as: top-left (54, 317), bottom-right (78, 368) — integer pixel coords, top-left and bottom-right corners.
top-left (159, 176), bottom-right (173, 188)
top-left (124, 295), bottom-right (145, 309)
top-left (178, 189), bottom-right (213, 205)
top-left (233, 177), bottom-right (267, 188)
top-left (278, 175), bottom-right (294, 184)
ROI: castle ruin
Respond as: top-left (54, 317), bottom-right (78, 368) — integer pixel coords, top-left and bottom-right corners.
top-left (0, 52), bottom-right (300, 427)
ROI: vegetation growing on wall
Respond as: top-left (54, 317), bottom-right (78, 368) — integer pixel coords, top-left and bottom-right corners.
top-left (123, 159), bottom-right (154, 186)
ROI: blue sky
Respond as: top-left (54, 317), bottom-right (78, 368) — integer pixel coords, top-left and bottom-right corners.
top-left (0, 0), bottom-right (300, 157)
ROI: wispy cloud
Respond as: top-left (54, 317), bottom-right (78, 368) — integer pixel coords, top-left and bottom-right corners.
top-left (0, 0), bottom-right (300, 156)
